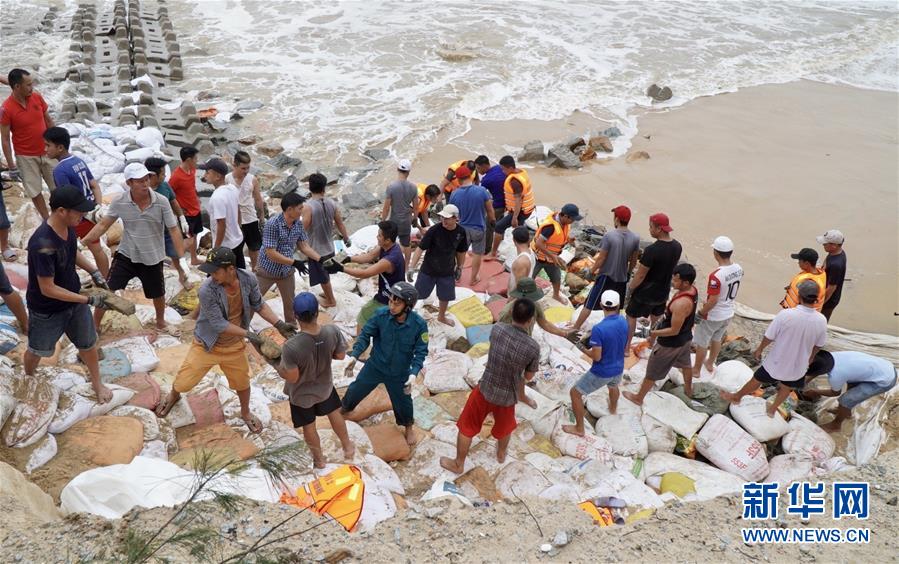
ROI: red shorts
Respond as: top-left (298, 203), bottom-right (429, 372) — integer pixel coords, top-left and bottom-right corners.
top-left (456, 386), bottom-right (517, 440)
top-left (75, 218), bottom-right (96, 239)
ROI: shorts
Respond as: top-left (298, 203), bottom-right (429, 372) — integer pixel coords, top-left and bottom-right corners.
top-left (494, 210), bottom-right (531, 234)
top-left (27, 304), bottom-right (97, 357)
top-left (573, 371), bottom-right (621, 395)
top-left (456, 386), bottom-right (517, 439)
top-left (839, 369), bottom-right (897, 409)
top-left (464, 227), bottom-right (486, 255)
top-left (241, 221), bottom-right (262, 252)
top-left (185, 214), bottom-right (204, 238)
top-left (753, 365), bottom-right (805, 390)
top-left (0, 189), bottom-right (9, 230)
top-left (584, 275), bottom-right (627, 311)
top-left (17, 155), bottom-right (57, 198)
top-left (414, 270), bottom-right (455, 302)
top-left (232, 241), bottom-right (247, 270)
top-left (308, 258), bottom-right (331, 287)
top-left (397, 232), bottom-right (411, 247)
top-left (173, 339), bottom-right (250, 393)
top-left (357, 298), bottom-right (387, 328)
top-left (107, 252), bottom-right (165, 299)
top-left (164, 231), bottom-right (178, 259)
top-left (626, 296), bottom-right (666, 319)
top-left (532, 260), bottom-right (562, 285)
top-left (0, 262), bottom-right (13, 295)
top-left (74, 218), bottom-right (96, 240)
top-left (693, 317), bottom-right (732, 348)
top-left (645, 341), bottom-right (693, 381)
top-left (290, 387), bottom-right (343, 427)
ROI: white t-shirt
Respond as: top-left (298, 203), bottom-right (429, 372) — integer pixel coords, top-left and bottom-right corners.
top-left (225, 172), bottom-right (257, 225)
top-left (761, 305), bottom-right (827, 382)
top-left (208, 184), bottom-right (244, 249)
top-left (705, 262), bottom-right (744, 321)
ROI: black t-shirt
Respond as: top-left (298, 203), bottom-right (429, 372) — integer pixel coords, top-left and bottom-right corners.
top-left (419, 224), bottom-right (468, 277)
top-left (633, 239), bottom-right (683, 304)
top-left (27, 222), bottom-right (82, 314)
top-left (823, 251), bottom-right (847, 308)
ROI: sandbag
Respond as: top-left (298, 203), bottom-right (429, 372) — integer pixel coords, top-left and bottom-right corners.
top-left (48, 391), bottom-right (93, 434)
top-left (105, 336), bottom-right (160, 372)
top-left (465, 324), bottom-right (493, 346)
top-left (61, 416), bottom-right (145, 467)
top-left (706, 360), bottom-right (754, 393)
top-left (133, 127), bottom-right (165, 149)
top-left (765, 454), bottom-right (815, 486)
top-left (219, 384), bottom-right (271, 430)
top-left (781, 413), bottom-right (835, 462)
top-left (581, 468), bottom-right (664, 510)
top-left (668, 383), bottom-right (729, 416)
top-left (533, 368), bottom-right (579, 403)
top-left (585, 383), bottom-right (642, 418)
top-left (1, 380), bottom-right (17, 430)
top-left (466, 342), bottom-right (490, 358)
top-left (118, 373), bottom-right (162, 410)
top-left (187, 388), bottom-right (226, 428)
top-left (362, 454), bottom-right (404, 495)
top-left (495, 461), bottom-right (552, 499)
top-left (641, 414), bottom-right (677, 454)
top-left (69, 383), bottom-right (135, 417)
top-left (729, 395), bottom-right (791, 442)
top-left (2, 377), bottom-right (59, 448)
top-left (0, 322), bottom-right (19, 353)
top-left (345, 387), bottom-right (393, 422)
top-left (517, 387), bottom-right (565, 437)
top-left (168, 286), bottom-right (199, 315)
top-left (108, 406), bottom-right (161, 442)
top-left (644, 452), bottom-right (746, 501)
top-left (25, 434), bottom-right (58, 474)
top-left (696, 414), bottom-right (769, 482)
top-left (423, 350), bottom-right (473, 394)
top-left (364, 424), bottom-right (412, 462)
top-left (48, 371), bottom-right (87, 391)
top-left (643, 391), bottom-right (709, 439)
top-left (543, 306), bottom-right (574, 324)
top-left (551, 424), bottom-right (613, 463)
top-left (448, 296), bottom-right (493, 328)
top-left (594, 413), bottom-right (648, 458)
top-left (98, 347), bottom-right (132, 381)
top-left (139, 440), bottom-right (169, 461)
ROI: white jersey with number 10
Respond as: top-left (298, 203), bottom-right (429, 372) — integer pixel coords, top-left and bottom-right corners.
top-left (706, 263), bottom-right (744, 321)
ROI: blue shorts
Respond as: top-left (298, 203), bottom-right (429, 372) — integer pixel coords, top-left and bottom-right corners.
top-left (574, 371), bottom-right (621, 395)
top-left (0, 262), bottom-right (13, 295)
top-left (839, 370), bottom-right (897, 409)
top-left (308, 258), bottom-right (331, 287)
top-left (27, 303), bottom-right (98, 357)
top-left (414, 270), bottom-right (456, 302)
top-left (584, 275), bottom-right (627, 311)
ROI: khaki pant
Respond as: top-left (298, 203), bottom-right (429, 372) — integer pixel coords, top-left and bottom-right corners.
top-left (254, 267), bottom-right (296, 323)
top-left (17, 155), bottom-right (57, 198)
top-left (173, 339), bottom-right (250, 393)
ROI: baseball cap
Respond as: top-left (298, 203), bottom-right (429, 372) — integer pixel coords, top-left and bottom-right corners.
top-left (611, 205), bottom-right (631, 223)
top-left (816, 229), bottom-right (845, 245)
top-left (797, 279), bottom-right (820, 301)
top-left (49, 184), bottom-right (96, 212)
top-left (600, 290), bottom-right (620, 308)
top-left (791, 247), bottom-right (819, 263)
top-left (124, 162), bottom-right (152, 181)
top-left (292, 292), bottom-right (319, 316)
top-left (397, 159), bottom-right (412, 172)
top-left (438, 204), bottom-right (459, 219)
top-left (560, 203), bottom-right (583, 221)
top-left (197, 157), bottom-right (229, 176)
top-left (454, 165), bottom-right (471, 179)
top-left (649, 213), bottom-right (672, 232)
top-left (199, 247), bottom-right (237, 274)
top-left (711, 236), bottom-right (734, 253)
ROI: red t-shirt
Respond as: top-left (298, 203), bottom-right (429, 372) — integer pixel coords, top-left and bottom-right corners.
top-left (168, 165), bottom-right (201, 216)
top-left (0, 92), bottom-right (49, 156)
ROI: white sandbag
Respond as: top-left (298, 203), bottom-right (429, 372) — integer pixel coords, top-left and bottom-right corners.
top-left (584, 382), bottom-right (642, 418)
top-left (781, 413), bottom-right (835, 463)
top-left (707, 360), bottom-right (754, 393)
top-left (332, 356), bottom-right (362, 389)
top-left (729, 395), bottom-right (791, 442)
top-left (423, 350), bottom-right (473, 394)
top-left (517, 387), bottom-right (564, 437)
top-left (765, 454), bottom-right (815, 486)
top-left (249, 298), bottom-right (286, 332)
top-left (533, 368), bottom-right (579, 403)
top-left (547, 346), bottom-right (590, 373)
top-left (594, 414), bottom-right (648, 458)
top-left (109, 406), bottom-right (161, 442)
top-left (430, 421), bottom-right (480, 448)
top-left (843, 388), bottom-right (895, 466)
top-left (421, 479), bottom-right (473, 506)
top-left (49, 371), bottom-right (87, 391)
top-left (0, 381), bottom-right (15, 430)
top-left (356, 469), bottom-right (397, 533)
top-left (139, 440), bottom-right (169, 461)
top-left (421, 311), bottom-right (465, 350)
top-left (551, 423), bottom-right (613, 463)
top-left (572, 305), bottom-right (605, 331)
top-left (134, 305), bottom-right (183, 327)
top-left (362, 454), bottom-right (405, 496)
top-left (819, 456), bottom-right (854, 474)
top-left (696, 414), bottom-right (768, 482)
top-left (253, 365), bottom-right (289, 402)
top-left (644, 452), bottom-right (746, 501)
top-left (349, 225), bottom-right (380, 254)
top-left (48, 391), bottom-right (93, 434)
top-left (164, 396), bottom-right (196, 428)
top-left (0, 323), bottom-right (20, 353)
top-left (133, 127), bottom-right (165, 149)
top-left (524, 206), bottom-right (552, 231)
top-left (564, 457), bottom-right (614, 489)
top-left (105, 336), bottom-right (160, 373)
top-left (325, 289), bottom-right (366, 328)
top-left (70, 383), bottom-right (135, 417)
top-left (641, 414), bottom-right (677, 454)
top-left (25, 434), bottom-right (58, 474)
top-left (495, 461), bottom-right (552, 499)
top-left (327, 272), bottom-right (358, 293)
top-left (463, 356), bottom-right (487, 388)
top-left (538, 482), bottom-right (582, 503)
top-left (124, 146), bottom-right (159, 163)
top-left (643, 391), bottom-right (709, 439)
top-left (581, 468), bottom-right (665, 509)
top-left (219, 383), bottom-right (272, 430)
top-left (3, 377), bottom-right (59, 448)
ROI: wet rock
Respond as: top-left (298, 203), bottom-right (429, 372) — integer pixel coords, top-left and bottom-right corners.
top-left (565, 272), bottom-right (589, 292)
top-left (602, 126), bottom-right (622, 138)
top-left (518, 140), bottom-right (545, 162)
top-left (566, 136), bottom-right (586, 151)
top-left (363, 148), bottom-right (391, 161)
top-left (269, 153), bottom-right (303, 169)
top-left (625, 150), bottom-right (650, 163)
top-left (574, 145), bottom-right (596, 161)
top-left (547, 144), bottom-right (582, 169)
top-left (235, 100), bottom-right (264, 112)
top-left (647, 84), bottom-right (673, 102)
top-left (588, 135), bottom-right (613, 153)
top-left (269, 175), bottom-right (300, 198)
top-left (342, 183), bottom-right (379, 210)
top-left (436, 44), bottom-right (478, 62)
top-left (237, 134), bottom-right (259, 145)
top-left (256, 141), bottom-right (284, 158)
top-left (303, 166), bottom-right (348, 185)
top-left (196, 89), bottom-right (220, 101)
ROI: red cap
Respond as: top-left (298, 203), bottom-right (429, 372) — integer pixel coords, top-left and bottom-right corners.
top-left (649, 212), bottom-right (673, 232)
top-left (454, 165), bottom-right (471, 179)
top-left (611, 205), bottom-right (631, 223)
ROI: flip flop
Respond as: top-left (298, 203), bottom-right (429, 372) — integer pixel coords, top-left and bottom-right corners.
top-left (243, 414), bottom-right (263, 434)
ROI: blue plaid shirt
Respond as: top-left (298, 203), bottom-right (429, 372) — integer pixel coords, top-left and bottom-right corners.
top-left (257, 213), bottom-right (308, 278)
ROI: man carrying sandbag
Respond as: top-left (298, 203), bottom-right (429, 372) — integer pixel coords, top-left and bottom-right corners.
top-left (341, 282), bottom-right (428, 446)
top-left (154, 247), bottom-right (296, 433)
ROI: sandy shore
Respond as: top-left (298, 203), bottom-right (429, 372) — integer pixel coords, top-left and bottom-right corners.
top-left (416, 80), bottom-right (898, 335)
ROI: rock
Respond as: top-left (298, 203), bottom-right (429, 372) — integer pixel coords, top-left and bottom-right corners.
top-left (269, 175), bottom-right (300, 198)
top-left (447, 336), bottom-right (471, 353)
top-left (717, 338), bottom-right (757, 367)
top-left (363, 148), bottom-right (391, 161)
top-left (196, 89), bottom-right (220, 101)
top-left (303, 166), bottom-right (347, 185)
top-left (647, 84), bottom-right (673, 102)
top-left (341, 184), bottom-right (379, 210)
top-left (235, 100), bottom-right (264, 112)
top-left (565, 272), bottom-right (589, 292)
top-left (602, 126), bottom-right (622, 138)
top-left (435, 44), bottom-right (478, 62)
top-left (547, 144), bottom-right (582, 169)
top-left (256, 141), bottom-right (284, 158)
top-left (566, 136), bottom-right (586, 151)
top-left (552, 530), bottom-right (570, 547)
top-left (269, 153), bottom-right (303, 169)
top-left (625, 150), bottom-right (650, 163)
top-left (887, 496), bottom-right (898, 506)
top-left (588, 135), bottom-right (613, 153)
top-left (574, 145), bottom-right (596, 161)
top-left (518, 140), bottom-right (545, 162)
top-left (237, 134), bottom-right (259, 145)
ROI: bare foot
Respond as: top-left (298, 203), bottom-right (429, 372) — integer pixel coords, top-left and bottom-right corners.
top-left (561, 424), bottom-right (585, 437)
top-left (719, 391), bottom-right (739, 404)
top-left (521, 396), bottom-right (537, 409)
top-left (608, 405), bottom-right (617, 415)
top-left (437, 316), bottom-right (455, 327)
top-left (622, 391), bottom-right (643, 406)
top-left (703, 361), bottom-right (715, 373)
top-left (484, 254), bottom-right (497, 262)
top-left (821, 421), bottom-right (843, 433)
top-left (312, 456), bottom-right (326, 469)
top-left (469, 276), bottom-right (481, 286)
top-left (405, 425), bottom-right (418, 446)
top-left (319, 300), bottom-right (337, 308)
top-left (343, 443), bottom-right (356, 460)
top-left (496, 444), bottom-right (508, 463)
top-left (765, 404), bottom-right (777, 418)
top-left (190, 258), bottom-right (204, 266)
top-left (624, 347), bottom-right (633, 358)
top-left (439, 456), bottom-right (464, 474)
top-left (93, 383), bottom-right (113, 404)
top-left (553, 294), bottom-right (569, 306)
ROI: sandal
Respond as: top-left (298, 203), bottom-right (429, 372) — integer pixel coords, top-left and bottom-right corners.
top-left (243, 414), bottom-right (263, 434)
top-left (156, 324), bottom-right (183, 338)
top-left (2, 248), bottom-right (17, 262)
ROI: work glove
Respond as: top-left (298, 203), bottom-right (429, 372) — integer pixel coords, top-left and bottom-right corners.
top-left (407, 269), bottom-right (417, 283)
top-left (245, 331), bottom-right (264, 346)
top-left (90, 270), bottom-right (109, 290)
top-left (275, 320), bottom-right (297, 339)
top-left (403, 373), bottom-right (417, 394)
top-left (454, 266), bottom-right (463, 282)
top-left (319, 253), bottom-right (335, 263)
top-left (292, 259), bottom-right (308, 275)
top-left (86, 293), bottom-right (107, 308)
top-left (323, 259), bottom-right (344, 274)
top-left (344, 357), bottom-right (358, 380)
top-left (339, 254), bottom-right (353, 265)
top-left (178, 215), bottom-right (190, 236)
top-left (343, 237), bottom-right (352, 248)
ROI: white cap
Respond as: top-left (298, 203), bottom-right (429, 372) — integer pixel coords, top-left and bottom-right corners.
top-left (437, 204), bottom-right (459, 218)
top-left (711, 235), bottom-right (734, 253)
top-left (600, 289), bottom-right (620, 308)
top-left (816, 229), bottom-right (844, 245)
top-left (124, 163), bottom-right (151, 180)
top-left (397, 159), bottom-right (412, 172)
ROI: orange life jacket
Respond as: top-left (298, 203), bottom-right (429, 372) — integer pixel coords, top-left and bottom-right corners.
top-left (279, 464), bottom-right (365, 532)
top-left (503, 170), bottom-right (535, 214)
top-left (444, 160), bottom-right (478, 193)
top-left (780, 268), bottom-right (827, 311)
top-left (415, 183), bottom-right (431, 215)
top-left (531, 212), bottom-right (569, 262)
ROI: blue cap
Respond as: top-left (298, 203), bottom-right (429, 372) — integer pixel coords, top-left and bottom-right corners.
top-left (292, 292), bottom-right (319, 315)
top-left (560, 203), bottom-right (583, 221)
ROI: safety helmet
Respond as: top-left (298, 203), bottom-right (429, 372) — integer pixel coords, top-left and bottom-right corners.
top-left (387, 281), bottom-right (418, 311)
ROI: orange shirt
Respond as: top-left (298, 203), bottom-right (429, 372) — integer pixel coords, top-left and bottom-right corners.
top-left (169, 165), bottom-right (201, 217)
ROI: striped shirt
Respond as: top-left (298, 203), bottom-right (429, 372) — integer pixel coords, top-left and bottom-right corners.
top-left (258, 213), bottom-right (308, 278)
top-left (106, 188), bottom-right (177, 265)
